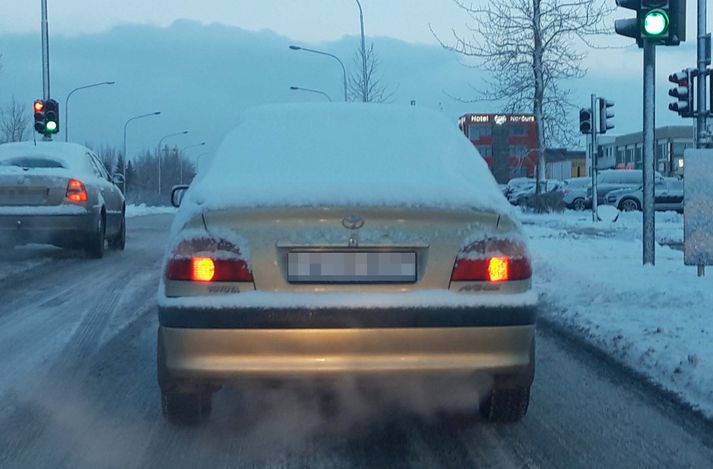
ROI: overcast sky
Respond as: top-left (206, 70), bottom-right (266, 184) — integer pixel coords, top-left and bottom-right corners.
top-left (1, 1), bottom-right (711, 158)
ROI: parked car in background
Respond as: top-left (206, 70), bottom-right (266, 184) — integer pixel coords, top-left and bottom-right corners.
top-left (508, 179), bottom-right (564, 206)
top-left (561, 177), bottom-right (590, 211)
top-left (586, 169), bottom-right (663, 205)
top-left (0, 142), bottom-right (125, 258)
top-left (503, 177), bottom-right (534, 200)
top-left (158, 103), bottom-right (537, 423)
top-left (605, 177), bottom-right (684, 212)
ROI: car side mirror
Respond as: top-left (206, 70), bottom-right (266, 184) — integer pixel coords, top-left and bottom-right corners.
top-left (112, 173), bottom-right (125, 185)
top-left (171, 185), bottom-right (189, 208)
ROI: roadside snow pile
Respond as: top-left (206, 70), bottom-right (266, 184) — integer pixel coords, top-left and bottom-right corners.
top-left (521, 209), bottom-right (713, 417)
top-left (126, 204), bottom-right (176, 218)
top-left (185, 103), bottom-right (510, 213)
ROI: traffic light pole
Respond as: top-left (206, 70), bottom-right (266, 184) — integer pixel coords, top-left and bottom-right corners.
top-left (40, 0), bottom-right (52, 141)
top-left (643, 39), bottom-right (656, 265)
top-left (590, 94), bottom-right (599, 223)
top-left (696, 0), bottom-right (708, 148)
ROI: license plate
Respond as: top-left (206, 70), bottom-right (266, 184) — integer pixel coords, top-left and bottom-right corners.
top-left (287, 251), bottom-right (417, 283)
top-left (0, 188), bottom-right (47, 205)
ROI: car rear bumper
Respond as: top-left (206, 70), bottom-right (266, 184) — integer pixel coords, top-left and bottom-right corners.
top-left (157, 305), bottom-right (536, 387)
top-left (0, 211), bottom-right (93, 246)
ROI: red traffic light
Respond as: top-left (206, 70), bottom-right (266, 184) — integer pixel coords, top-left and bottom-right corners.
top-left (34, 100), bottom-right (45, 112)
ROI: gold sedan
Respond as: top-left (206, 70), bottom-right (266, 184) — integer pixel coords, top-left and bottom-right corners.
top-left (157, 103), bottom-right (536, 423)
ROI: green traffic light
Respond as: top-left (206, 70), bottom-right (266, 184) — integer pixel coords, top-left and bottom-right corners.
top-left (45, 121), bottom-right (58, 133)
top-left (643, 10), bottom-right (669, 37)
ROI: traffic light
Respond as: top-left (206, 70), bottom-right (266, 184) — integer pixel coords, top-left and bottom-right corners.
top-left (579, 108), bottom-right (592, 134)
top-left (668, 69), bottom-right (694, 117)
top-left (614, 0), bottom-right (643, 47)
top-left (615, 1), bottom-right (685, 47)
top-left (43, 99), bottom-right (60, 134)
top-left (598, 98), bottom-right (615, 134)
top-left (641, 1), bottom-right (670, 40)
top-left (33, 100), bottom-right (46, 133)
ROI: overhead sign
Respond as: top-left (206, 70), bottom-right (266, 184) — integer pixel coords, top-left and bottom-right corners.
top-left (684, 149), bottom-right (713, 266)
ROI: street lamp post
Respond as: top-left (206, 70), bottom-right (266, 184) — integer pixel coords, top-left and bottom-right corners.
top-left (355, 0), bottom-right (368, 102)
top-left (65, 81), bottom-right (115, 142)
top-left (290, 86), bottom-right (333, 102)
top-left (122, 111), bottom-right (161, 195)
top-left (179, 142), bottom-right (206, 184)
top-left (289, 45), bottom-right (347, 101)
top-left (157, 130), bottom-right (189, 196)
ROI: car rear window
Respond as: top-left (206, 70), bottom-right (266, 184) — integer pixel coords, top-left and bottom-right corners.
top-left (0, 156), bottom-right (66, 169)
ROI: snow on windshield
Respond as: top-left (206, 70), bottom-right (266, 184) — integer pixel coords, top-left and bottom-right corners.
top-left (186, 103), bottom-right (511, 214)
top-left (0, 142), bottom-right (94, 176)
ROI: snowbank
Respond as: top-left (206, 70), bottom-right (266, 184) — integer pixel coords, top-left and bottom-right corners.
top-left (126, 204), bottom-right (176, 218)
top-left (184, 103), bottom-right (511, 214)
top-left (521, 208), bottom-right (713, 417)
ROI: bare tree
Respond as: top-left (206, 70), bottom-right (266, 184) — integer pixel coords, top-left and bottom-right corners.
top-left (434, 0), bottom-right (611, 192)
top-left (0, 97), bottom-right (31, 143)
top-left (348, 43), bottom-right (394, 103)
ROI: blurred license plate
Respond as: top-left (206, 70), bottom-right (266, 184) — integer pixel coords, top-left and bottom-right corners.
top-left (288, 251), bottom-right (416, 283)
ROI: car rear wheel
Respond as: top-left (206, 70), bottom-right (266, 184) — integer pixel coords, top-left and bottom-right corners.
top-left (85, 213), bottom-right (105, 259)
top-left (619, 198), bottom-right (640, 212)
top-left (572, 198), bottom-right (586, 211)
top-left (108, 213), bottom-right (126, 250)
top-left (161, 390), bottom-right (213, 423)
top-left (480, 385), bottom-right (530, 423)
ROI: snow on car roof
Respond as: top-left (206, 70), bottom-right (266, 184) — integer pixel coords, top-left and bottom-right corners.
top-left (187, 103), bottom-right (511, 213)
top-left (0, 141), bottom-right (94, 175)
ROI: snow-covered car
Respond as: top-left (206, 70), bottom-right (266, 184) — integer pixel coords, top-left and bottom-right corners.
top-left (157, 103), bottom-right (537, 423)
top-left (508, 179), bottom-right (564, 206)
top-left (586, 169), bottom-right (663, 206)
top-left (503, 177), bottom-right (534, 200)
top-left (561, 177), bottom-right (590, 210)
top-left (605, 177), bottom-right (684, 212)
top-left (0, 142), bottom-right (126, 258)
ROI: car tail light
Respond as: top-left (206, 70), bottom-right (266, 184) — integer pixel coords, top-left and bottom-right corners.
top-left (450, 239), bottom-right (532, 282)
top-left (165, 237), bottom-right (253, 283)
top-left (66, 179), bottom-right (88, 203)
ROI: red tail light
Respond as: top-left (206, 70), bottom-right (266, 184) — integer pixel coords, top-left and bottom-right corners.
top-left (165, 237), bottom-right (253, 283)
top-left (450, 239), bottom-right (532, 282)
top-left (66, 179), bottom-right (87, 203)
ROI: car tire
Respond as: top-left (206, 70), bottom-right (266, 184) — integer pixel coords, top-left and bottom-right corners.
top-left (480, 385), bottom-right (530, 423)
top-left (85, 213), bottom-right (105, 259)
top-left (619, 198), bottom-right (641, 212)
top-left (572, 198), bottom-right (586, 211)
top-left (161, 390), bottom-right (213, 424)
top-left (108, 213), bottom-right (126, 250)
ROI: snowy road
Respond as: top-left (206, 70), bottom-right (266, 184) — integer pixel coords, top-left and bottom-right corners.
top-left (1, 214), bottom-right (712, 468)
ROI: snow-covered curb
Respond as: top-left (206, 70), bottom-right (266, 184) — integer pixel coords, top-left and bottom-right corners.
top-left (520, 209), bottom-right (713, 418)
top-left (126, 204), bottom-right (176, 218)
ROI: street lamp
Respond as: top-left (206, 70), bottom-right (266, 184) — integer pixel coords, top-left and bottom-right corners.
top-left (289, 45), bottom-right (347, 102)
top-left (157, 130), bottom-right (189, 195)
top-left (290, 86), bottom-right (333, 102)
top-left (65, 81), bottom-right (116, 142)
top-left (179, 142), bottom-right (206, 184)
top-left (122, 111), bottom-right (161, 194)
top-left (354, 0), bottom-right (368, 102)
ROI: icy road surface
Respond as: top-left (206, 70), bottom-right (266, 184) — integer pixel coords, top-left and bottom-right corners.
top-left (0, 214), bottom-right (712, 468)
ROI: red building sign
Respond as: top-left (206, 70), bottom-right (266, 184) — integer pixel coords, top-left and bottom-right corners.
top-left (458, 113), bottom-right (537, 183)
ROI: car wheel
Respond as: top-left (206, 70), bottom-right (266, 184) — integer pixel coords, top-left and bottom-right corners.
top-left (108, 213), bottom-right (126, 250)
top-left (572, 198), bottom-right (586, 211)
top-left (480, 385), bottom-right (530, 423)
top-left (161, 390), bottom-right (213, 424)
top-left (85, 213), bottom-right (105, 259)
top-left (619, 198), bottom-right (640, 212)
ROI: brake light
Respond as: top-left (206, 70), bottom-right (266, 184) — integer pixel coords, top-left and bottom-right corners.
top-left (450, 239), bottom-right (531, 282)
top-left (192, 257), bottom-right (215, 282)
top-left (165, 237), bottom-right (254, 283)
top-left (66, 179), bottom-right (87, 203)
